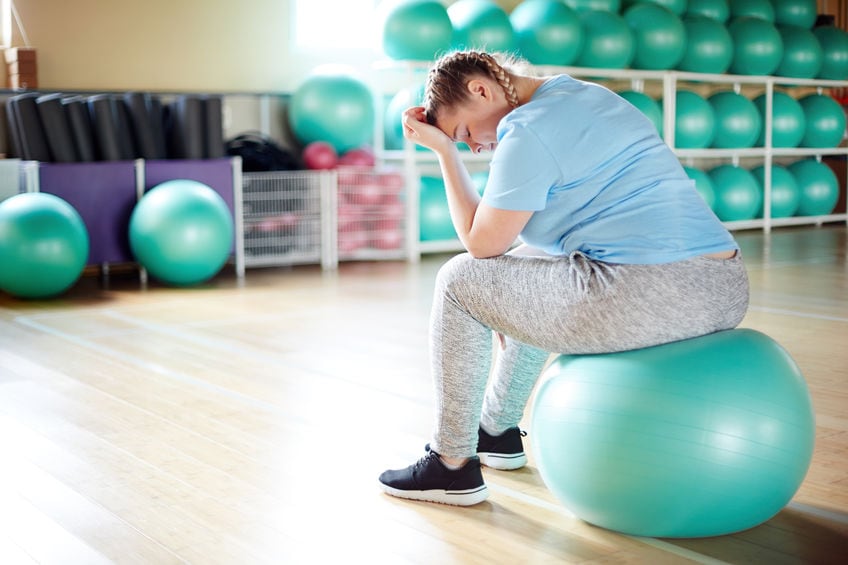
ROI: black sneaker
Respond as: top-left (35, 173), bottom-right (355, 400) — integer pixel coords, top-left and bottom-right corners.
top-left (378, 450), bottom-right (489, 506)
top-left (477, 426), bottom-right (527, 470)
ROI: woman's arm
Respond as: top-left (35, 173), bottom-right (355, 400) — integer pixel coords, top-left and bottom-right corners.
top-left (402, 107), bottom-right (532, 258)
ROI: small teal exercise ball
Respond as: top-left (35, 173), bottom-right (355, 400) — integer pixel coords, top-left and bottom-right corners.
top-left (380, 0), bottom-right (454, 61)
top-left (618, 91), bottom-right (663, 136)
top-left (751, 164), bottom-right (801, 218)
top-left (728, 17), bottom-right (784, 75)
top-left (730, 0), bottom-right (774, 21)
top-left (753, 91), bottom-right (806, 148)
top-left (129, 180), bottom-right (234, 286)
top-left (685, 0), bottom-right (729, 22)
top-left (576, 10), bottom-right (634, 69)
top-left (672, 90), bottom-right (715, 149)
top-left (773, 0), bottom-right (817, 29)
top-left (509, 0), bottom-right (583, 66)
top-left (798, 93), bottom-right (847, 148)
top-left (0, 193), bottom-right (89, 299)
top-left (708, 164), bottom-right (763, 221)
top-left (683, 166), bottom-right (716, 210)
top-left (776, 25), bottom-right (823, 79)
top-left (813, 26), bottom-right (848, 80)
top-left (709, 91), bottom-right (762, 148)
top-left (531, 329), bottom-right (815, 538)
top-left (788, 159), bottom-right (840, 216)
top-left (624, 3), bottom-right (687, 70)
top-left (448, 0), bottom-right (516, 52)
top-left (289, 70), bottom-right (375, 154)
top-left (677, 15), bottom-right (734, 74)
top-left (419, 176), bottom-right (456, 241)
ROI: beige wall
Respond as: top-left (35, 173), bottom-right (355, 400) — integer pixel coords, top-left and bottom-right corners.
top-left (7, 0), bottom-right (371, 93)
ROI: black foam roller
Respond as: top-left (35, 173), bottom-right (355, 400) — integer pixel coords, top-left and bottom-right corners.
top-left (148, 96), bottom-right (168, 158)
top-left (62, 96), bottom-right (97, 162)
top-left (88, 94), bottom-right (124, 161)
top-left (8, 93), bottom-right (51, 161)
top-left (5, 97), bottom-right (25, 159)
top-left (113, 95), bottom-right (137, 159)
top-left (203, 95), bottom-right (225, 158)
top-left (36, 93), bottom-right (78, 162)
top-left (123, 92), bottom-right (159, 159)
top-left (169, 95), bottom-right (205, 159)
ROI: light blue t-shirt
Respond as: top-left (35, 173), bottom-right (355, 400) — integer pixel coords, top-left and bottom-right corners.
top-left (481, 75), bottom-right (738, 264)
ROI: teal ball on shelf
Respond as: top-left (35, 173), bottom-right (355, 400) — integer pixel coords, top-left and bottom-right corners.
top-left (677, 15), bottom-right (734, 74)
top-left (776, 25), bottom-right (823, 79)
top-left (729, 0), bottom-right (774, 21)
top-left (685, 0), bottom-right (730, 23)
top-left (728, 17), bottom-right (784, 75)
top-left (683, 165), bottom-right (716, 210)
top-left (564, 0), bottom-right (621, 11)
top-left (708, 164), bottom-right (763, 221)
top-left (751, 164), bottom-right (801, 218)
top-left (798, 93), bottom-right (847, 148)
top-left (709, 91), bottom-right (762, 149)
top-left (380, 0), bottom-right (454, 61)
top-left (624, 3), bottom-right (687, 70)
top-left (576, 10), bottom-right (635, 69)
top-left (532, 329), bottom-right (815, 538)
top-left (510, 0), bottom-right (584, 66)
top-left (0, 192), bottom-right (89, 299)
top-left (672, 90), bottom-right (715, 149)
top-left (448, 0), bottom-right (516, 52)
top-left (618, 90), bottom-right (663, 137)
top-left (788, 159), bottom-right (840, 217)
top-left (813, 26), bottom-right (848, 80)
top-left (753, 91), bottom-right (806, 148)
top-left (419, 176), bottom-right (457, 242)
top-left (773, 0), bottom-right (817, 29)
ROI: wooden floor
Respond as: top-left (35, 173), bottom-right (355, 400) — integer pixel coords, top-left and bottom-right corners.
top-left (1, 224), bottom-right (847, 564)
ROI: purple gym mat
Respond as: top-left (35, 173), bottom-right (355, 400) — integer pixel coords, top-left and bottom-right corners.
top-left (38, 161), bottom-right (138, 264)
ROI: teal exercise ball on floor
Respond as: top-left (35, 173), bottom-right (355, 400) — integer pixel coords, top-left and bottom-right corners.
top-left (576, 10), bottom-right (634, 69)
top-left (813, 26), bottom-right (848, 80)
top-left (448, 0), bottom-right (516, 52)
top-left (618, 91), bottom-right (663, 136)
top-left (708, 164), bottom-right (763, 221)
top-left (672, 90), bottom-right (715, 149)
top-left (509, 0), bottom-right (583, 66)
top-left (419, 176), bottom-right (456, 241)
top-left (677, 15), bottom-right (733, 74)
top-left (798, 93), bottom-right (847, 148)
top-left (709, 91), bottom-right (762, 148)
top-left (728, 17), bottom-right (784, 75)
top-left (289, 70), bottom-right (375, 154)
top-left (751, 164), bottom-right (801, 218)
top-left (776, 25), bottom-right (823, 79)
top-left (753, 91), bottom-right (806, 148)
top-left (0, 193), bottom-right (89, 299)
top-left (129, 180), bottom-right (234, 286)
top-left (531, 329), bottom-right (815, 538)
top-left (685, 0), bottom-right (729, 23)
top-left (624, 3), bottom-right (687, 70)
top-left (380, 0), bottom-right (454, 61)
top-left (773, 0), bottom-right (817, 29)
top-left (788, 159), bottom-right (840, 216)
top-left (683, 166), bottom-right (716, 210)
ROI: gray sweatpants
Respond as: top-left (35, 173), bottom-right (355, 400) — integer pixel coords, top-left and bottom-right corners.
top-left (428, 250), bottom-right (749, 459)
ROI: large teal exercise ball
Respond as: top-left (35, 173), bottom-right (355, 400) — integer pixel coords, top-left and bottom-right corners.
top-left (532, 329), bottom-right (815, 538)
top-left (380, 0), bottom-right (454, 61)
top-left (672, 89), bottom-right (715, 148)
top-left (129, 180), bottom-right (234, 286)
top-left (449, 0), bottom-right (516, 52)
top-left (419, 176), bottom-right (456, 241)
top-left (728, 17), bottom-right (784, 75)
top-left (788, 159), bottom-right (840, 216)
top-left (708, 164), bottom-right (763, 221)
top-left (798, 93), bottom-right (847, 148)
top-left (813, 26), bottom-right (848, 80)
top-left (618, 90), bottom-right (663, 136)
top-left (677, 15), bottom-right (734, 73)
top-left (683, 165), bottom-right (716, 210)
top-left (773, 0), bottom-right (817, 29)
top-left (384, 84), bottom-right (425, 151)
top-left (685, 0), bottom-right (729, 22)
top-left (753, 91), bottom-right (806, 148)
top-left (509, 0), bottom-right (584, 66)
top-left (0, 193), bottom-right (89, 299)
top-left (576, 10), bottom-right (635, 69)
top-left (288, 70), bottom-right (375, 154)
top-left (624, 3), bottom-right (687, 70)
top-left (751, 164), bottom-right (801, 218)
top-left (776, 25), bottom-right (823, 78)
top-left (709, 91), bottom-right (762, 148)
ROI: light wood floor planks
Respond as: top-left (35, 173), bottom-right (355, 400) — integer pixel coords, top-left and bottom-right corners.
top-left (0, 224), bottom-right (847, 564)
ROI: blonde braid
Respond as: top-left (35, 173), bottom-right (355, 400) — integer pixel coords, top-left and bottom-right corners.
top-left (476, 51), bottom-right (520, 108)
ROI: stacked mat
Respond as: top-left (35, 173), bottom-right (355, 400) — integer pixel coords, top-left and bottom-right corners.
top-left (4, 92), bottom-right (225, 162)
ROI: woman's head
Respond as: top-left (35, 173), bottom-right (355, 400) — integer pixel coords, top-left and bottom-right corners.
top-left (423, 50), bottom-right (528, 153)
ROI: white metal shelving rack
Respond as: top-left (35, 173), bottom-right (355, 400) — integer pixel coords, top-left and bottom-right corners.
top-left (372, 61), bottom-right (848, 260)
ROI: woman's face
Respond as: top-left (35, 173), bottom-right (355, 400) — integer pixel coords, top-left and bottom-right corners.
top-left (435, 78), bottom-right (511, 154)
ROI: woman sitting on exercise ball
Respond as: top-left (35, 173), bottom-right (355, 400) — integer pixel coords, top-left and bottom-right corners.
top-left (378, 49), bottom-right (749, 506)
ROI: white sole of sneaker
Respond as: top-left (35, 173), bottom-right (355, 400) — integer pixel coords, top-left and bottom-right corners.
top-left (479, 452), bottom-right (527, 471)
top-left (379, 483), bottom-right (489, 506)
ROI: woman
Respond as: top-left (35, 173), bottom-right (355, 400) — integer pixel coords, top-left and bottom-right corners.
top-left (378, 50), bottom-right (749, 506)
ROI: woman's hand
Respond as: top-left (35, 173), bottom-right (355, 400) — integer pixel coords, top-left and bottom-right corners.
top-left (401, 106), bottom-right (455, 154)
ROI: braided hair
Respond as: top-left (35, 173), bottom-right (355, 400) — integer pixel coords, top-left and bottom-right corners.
top-left (423, 50), bottom-right (524, 126)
